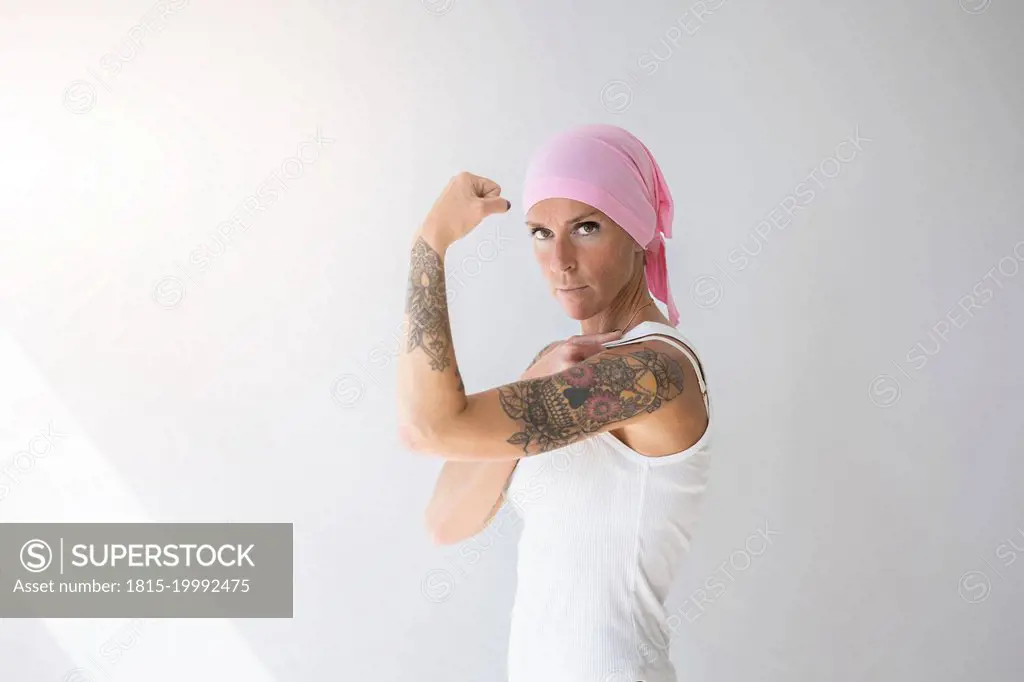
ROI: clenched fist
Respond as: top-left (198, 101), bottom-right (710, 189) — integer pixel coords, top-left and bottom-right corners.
top-left (421, 172), bottom-right (511, 247)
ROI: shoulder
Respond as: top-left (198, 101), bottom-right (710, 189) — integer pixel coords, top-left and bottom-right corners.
top-left (596, 337), bottom-right (709, 453)
top-left (523, 340), bottom-right (561, 373)
top-left (599, 337), bottom-right (707, 422)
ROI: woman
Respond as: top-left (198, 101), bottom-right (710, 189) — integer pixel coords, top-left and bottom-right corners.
top-left (398, 123), bottom-right (713, 682)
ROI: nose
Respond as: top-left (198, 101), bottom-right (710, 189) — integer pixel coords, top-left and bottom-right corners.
top-left (549, 236), bottom-right (576, 275)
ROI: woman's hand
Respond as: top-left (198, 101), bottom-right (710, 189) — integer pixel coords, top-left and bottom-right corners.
top-left (520, 330), bottom-right (625, 381)
top-left (420, 172), bottom-right (511, 248)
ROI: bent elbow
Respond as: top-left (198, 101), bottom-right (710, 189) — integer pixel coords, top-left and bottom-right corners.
top-left (400, 412), bottom-right (466, 456)
top-left (399, 420), bottom-right (443, 454)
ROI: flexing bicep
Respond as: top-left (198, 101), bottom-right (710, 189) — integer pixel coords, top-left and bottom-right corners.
top-left (426, 343), bottom-right (688, 461)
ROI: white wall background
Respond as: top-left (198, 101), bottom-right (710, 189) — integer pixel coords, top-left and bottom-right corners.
top-left (1, 0), bottom-right (1022, 680)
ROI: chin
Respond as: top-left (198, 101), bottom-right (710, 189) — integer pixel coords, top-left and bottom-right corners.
top-left (553, 285), bottom-right (602, 320)
top-left (559, 301), bottom-right (596, 321)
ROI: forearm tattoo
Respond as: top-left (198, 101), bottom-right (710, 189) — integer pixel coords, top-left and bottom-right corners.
top-left (499, 347), bottom-right (686, 455)
top-left (405, 237), bottom-right (453, 372)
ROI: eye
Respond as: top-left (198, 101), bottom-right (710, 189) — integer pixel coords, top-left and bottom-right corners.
top-left (575, 221), bottom-right (601, 236)
top-left (530, 227), bottom-right (553, 240)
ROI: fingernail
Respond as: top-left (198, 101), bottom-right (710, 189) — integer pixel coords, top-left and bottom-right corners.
top-left (506, 199), bottom-right (512, 211)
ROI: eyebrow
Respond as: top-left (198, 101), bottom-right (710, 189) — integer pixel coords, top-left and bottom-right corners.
top-left (525, 210), bottom-right (601, 229)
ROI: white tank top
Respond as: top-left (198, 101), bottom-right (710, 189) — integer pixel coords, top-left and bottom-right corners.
top-left (504, 321), bottom-right (714, 682)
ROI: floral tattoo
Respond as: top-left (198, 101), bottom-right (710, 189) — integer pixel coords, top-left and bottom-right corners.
top-left (405, 237), bottom-right (452, 372)
top-left (498, 347), bottom-right (685, 455)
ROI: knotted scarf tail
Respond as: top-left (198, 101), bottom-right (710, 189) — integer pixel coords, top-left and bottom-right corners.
top-left (646, 235), bottom-right (680, 326)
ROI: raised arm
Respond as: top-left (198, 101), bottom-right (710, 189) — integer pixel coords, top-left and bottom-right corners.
top-left (396, 172), bottom-right (510, 447)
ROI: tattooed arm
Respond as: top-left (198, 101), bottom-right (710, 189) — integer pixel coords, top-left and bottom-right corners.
top-left (397, 170), bottom-right (510, 449)
top-left (405, 331), bottom-right (690, 461)
top-left (396, 228), bottom-right (468, 445)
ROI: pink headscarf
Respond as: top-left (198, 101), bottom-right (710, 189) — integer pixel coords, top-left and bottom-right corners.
top-left (521, 123), bottom-right (680, 326)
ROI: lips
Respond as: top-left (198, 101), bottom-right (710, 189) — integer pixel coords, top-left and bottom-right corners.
top-left (557, 285), bottom-right (589, 298)
top-left (558, 285), bottom-right (588, 291)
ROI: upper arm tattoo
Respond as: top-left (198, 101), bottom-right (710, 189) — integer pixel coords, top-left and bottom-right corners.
top-left (498, 347), bottom-right (686, 455)
top-left (405, 237), bottom-right (452, 371)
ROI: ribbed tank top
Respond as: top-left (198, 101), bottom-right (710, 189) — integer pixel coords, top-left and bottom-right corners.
top-left (504, 321), bottom-right (714, 682)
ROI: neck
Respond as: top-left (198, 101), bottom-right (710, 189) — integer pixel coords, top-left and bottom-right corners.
top-left (579, 285), bottom-right (671, 335)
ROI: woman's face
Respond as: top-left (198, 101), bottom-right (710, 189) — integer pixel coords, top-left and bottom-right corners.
top-left (526, 198), bottom-right (643, 320)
